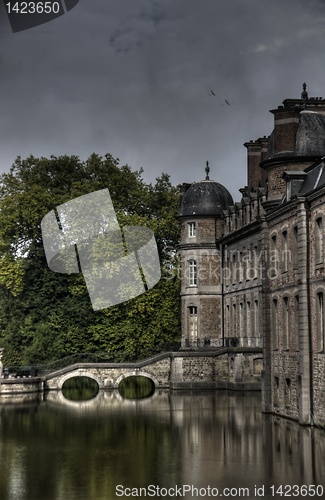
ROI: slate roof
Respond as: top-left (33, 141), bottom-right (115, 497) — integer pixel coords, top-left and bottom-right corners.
top-left (179, 180), bottom-right (234, 217)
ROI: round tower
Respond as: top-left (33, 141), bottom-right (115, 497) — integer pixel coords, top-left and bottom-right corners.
top-left (179, 163), bottom-right (233, 348)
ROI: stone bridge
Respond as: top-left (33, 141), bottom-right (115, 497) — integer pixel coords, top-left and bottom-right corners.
top-left (44, 348), bottom-right (263, 392)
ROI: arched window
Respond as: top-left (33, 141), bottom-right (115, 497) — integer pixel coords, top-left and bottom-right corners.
top-left (188, 260), bottom-right (197, 286)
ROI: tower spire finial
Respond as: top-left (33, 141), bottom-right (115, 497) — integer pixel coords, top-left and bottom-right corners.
top-left (205, 161), bottom-right (210, 180)
top-left (301, 82), bottom-right (308, 100)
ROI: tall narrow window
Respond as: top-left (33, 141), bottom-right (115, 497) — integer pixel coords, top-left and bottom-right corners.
top-left (253, 245), bottom-right (258, 280)
top-left (242, 248), bottom-right (247, 281)
top-left (272, 299), bottom-right (278, 350)
top-left (274, 377), bottom-right (279, 406)
top-left (283, 297), bottom-right (290, 350)
top-left (316, 292), bottom-right (324, 353)
top-left (239, 252), bottom-right (243, 282)
top-left (294, 295), bottom-right (299, 350)
top-left (239, 302), bottom-right (244, 338)
top-left (233, 303), bottom-right (237, 337)
top-left (188, 222), bottom-right (196, 238)
top-left (189, 306), bottom-right (198, 341)
top-left (232, 253), bottom-right (236, 283)
top-left (226, 305), bottom-right (230, 337)
top-left (285, 378), bottom-right (291, 406)
top-left (293, 226), bottom-right (298, 269)
top-left (225, 255), bottom-right (230, 286)
top-left (188, 260), bottom-right (197, 286)
top-left (270, 235), bottom-right (278, 277)
top-left (316, 218), bottom-right (323, 264)
top-left (246, 301), bottom-right (251, 338)
top-left (254, 300), bottom-right (259, 338)
top-left (282, 230), bottom-right (289, 273)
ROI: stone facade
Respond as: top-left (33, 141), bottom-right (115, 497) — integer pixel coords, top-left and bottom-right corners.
top-left (179, 85), bottom-right (325, 428)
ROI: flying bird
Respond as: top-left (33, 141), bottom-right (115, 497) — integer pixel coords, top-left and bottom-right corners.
top-left (210, 90), bottom-right (216, 96)
top-left (225, 99), bottom-right (230, 105)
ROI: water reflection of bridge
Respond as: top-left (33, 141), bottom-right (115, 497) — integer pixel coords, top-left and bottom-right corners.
top-left (45, 388), bottom-right (162, 413)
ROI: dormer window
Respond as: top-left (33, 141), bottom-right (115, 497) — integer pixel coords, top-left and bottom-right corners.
top-left (283, 171), bottom-right (306, 201)
top-left (188, 222), bottom-right (196, 238)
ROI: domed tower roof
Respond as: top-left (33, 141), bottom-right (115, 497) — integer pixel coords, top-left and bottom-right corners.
top-left (179, 163), bottom-right (234, 218)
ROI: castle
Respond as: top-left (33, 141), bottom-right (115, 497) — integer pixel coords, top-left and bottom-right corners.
top-left (179, 84), bottom-right (325, 428)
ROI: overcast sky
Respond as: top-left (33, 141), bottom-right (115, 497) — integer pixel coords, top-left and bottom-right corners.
top-left (1, 0), bottom-right (325, 200)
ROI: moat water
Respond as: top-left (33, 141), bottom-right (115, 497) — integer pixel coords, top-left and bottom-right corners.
top-left (0, 390), bottom-right (324, 500)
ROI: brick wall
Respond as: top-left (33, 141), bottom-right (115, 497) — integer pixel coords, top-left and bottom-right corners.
top-left (267, 163), bottom-right (311, 200)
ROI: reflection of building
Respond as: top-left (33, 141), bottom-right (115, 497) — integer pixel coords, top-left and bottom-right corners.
top-left (179, 84), bottom-right (325, 428)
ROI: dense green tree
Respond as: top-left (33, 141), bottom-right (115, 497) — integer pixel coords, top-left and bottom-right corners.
top-left (0, 154), bottom-right (180, 366)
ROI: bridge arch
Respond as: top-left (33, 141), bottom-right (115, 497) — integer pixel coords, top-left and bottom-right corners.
top-left (58, 370), bottom-right (103, 390)
top-left (115, 370), bottom-right (159, 389)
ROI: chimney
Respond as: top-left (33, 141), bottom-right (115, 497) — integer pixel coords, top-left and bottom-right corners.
top-left (244, 136), bottom-right (269, 193)
top-left (270, 104), bottom-right (301, 155)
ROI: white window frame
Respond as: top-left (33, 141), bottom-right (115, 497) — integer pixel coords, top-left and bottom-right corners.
top-left (188, 222), bottom-right (196, 238)
top-left (188, 260), bottom-right (197, 286)
top-left (189, 306), bottom-right (198, 340)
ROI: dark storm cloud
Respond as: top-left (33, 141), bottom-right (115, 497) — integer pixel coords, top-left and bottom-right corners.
top-left (1, 0), bottom-right (325, 198)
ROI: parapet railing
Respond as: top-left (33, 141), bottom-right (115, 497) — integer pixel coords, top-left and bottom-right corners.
top-left (183, 337), bottom-right (263, 349)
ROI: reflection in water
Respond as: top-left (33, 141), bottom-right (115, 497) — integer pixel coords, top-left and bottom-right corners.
top-left (62, 376), bottom-right (99, 401)
top-left (118, 375), bottom-right (155, 399)
top-left (0, 391), bottom-right (324, 500)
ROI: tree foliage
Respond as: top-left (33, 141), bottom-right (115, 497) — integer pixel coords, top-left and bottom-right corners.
top-left (0, 154), bottom-right (180, 366)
